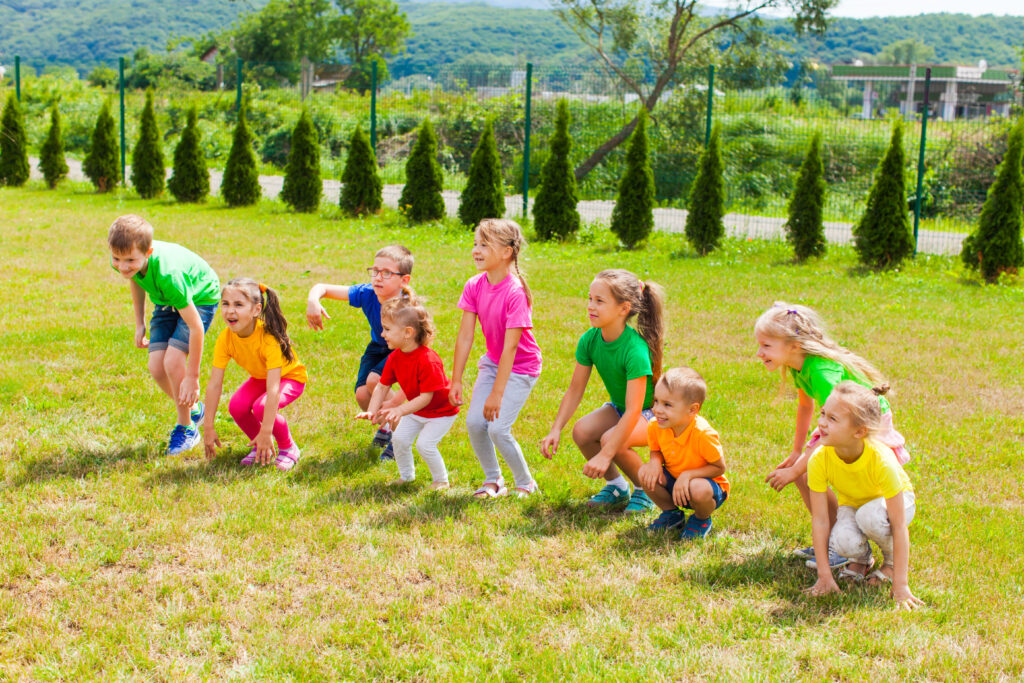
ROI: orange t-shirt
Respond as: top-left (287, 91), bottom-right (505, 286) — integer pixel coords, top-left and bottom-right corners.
top-left (647, 415), bottom-right (729, 493)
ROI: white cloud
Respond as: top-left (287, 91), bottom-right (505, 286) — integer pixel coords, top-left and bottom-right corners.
top-left (832, 0), bottom-right (1023, 18)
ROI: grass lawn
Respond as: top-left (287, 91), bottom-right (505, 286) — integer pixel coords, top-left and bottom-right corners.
top-left (1, 181), bottom-right (1023, 680)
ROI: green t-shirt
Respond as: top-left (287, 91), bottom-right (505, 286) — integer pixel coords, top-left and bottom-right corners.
top-left (791, 355), bottom-right (890, 413)
top-left (575, 325), bottom-right (654, 412)
top-left (129, 241), bottom-right (220, 309)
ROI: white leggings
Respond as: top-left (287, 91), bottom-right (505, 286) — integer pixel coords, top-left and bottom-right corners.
top-left (391, 413), bottom-right (457, 484)
top-left (831, 491), bottom-right (916, 566)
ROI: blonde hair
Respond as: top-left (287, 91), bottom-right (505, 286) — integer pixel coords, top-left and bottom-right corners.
top-left (108, 214), bottom-right (154, 253)
top-left (594, 269), bottom-right (666, 382)
top-left (476, 219), bottom-right (532, 306)
top-left (830, 381), bottom-right (882, 435)
top-left (381, 285), bottom-right (435, 346)
top-left (754, 301), bottom-right (890, 394)
top-left (657, 366), bottom-right (706, 406)
top-left (375, 245), bottom-right (414, 275)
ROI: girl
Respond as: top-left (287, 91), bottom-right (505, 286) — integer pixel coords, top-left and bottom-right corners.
top-left (357, 291), bottom-right (458, 490)
top-left (450, 219), bottom-right (542, 498)
top-left (804, 382), bottom-right (923, 610)
top-left (203, 278), bottom-right (307, 471)
top-left (754, 302), bottom-right (908, 565)
top-left (540, 269), bottom-right (665, 513)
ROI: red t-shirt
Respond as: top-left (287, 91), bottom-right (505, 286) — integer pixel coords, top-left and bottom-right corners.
top-left (379, 345), bottom-right (459, 418)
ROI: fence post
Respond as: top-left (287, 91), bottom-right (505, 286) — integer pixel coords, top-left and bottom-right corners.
top-left (119, 57), bottom-right (127, 185)
top-left (14, 56), bottom-right (20, 101)
top-left (521, 62), bottom-right (533, 218)
top-left (913, 67), bottom-right (932, 255)
top-left (705, 64), bottom-right (715, 146)
top-left (236, 58), bottom-right (243, 111)
top-left (370, 59), bottom-right (377, 153)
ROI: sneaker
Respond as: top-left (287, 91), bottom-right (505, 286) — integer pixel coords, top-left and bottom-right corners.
top-left (805, 549), bottom-right (851, 570)
top-left (190, 401), bottom-right (205, 428)
top-left (167, 425), bottom-right (200, 455)
top-left (585, 484), bottom-right (630, 508)
top-left (624, 489), bottom-right (656, 514)
top-left (275, 444), bottom-right (302, 471)
top-left (647, 508), bottom-right (687, 531)
top-left (379, 441), bottom-right (395, 462)
top-left (680, 515), bottom-right (713, 540)
top-left (240, 448), bottom-right (258, 466)
top-left (372, 427), bottom-right (392, 448)
top-left (792, 546), bottom-right (815, 560)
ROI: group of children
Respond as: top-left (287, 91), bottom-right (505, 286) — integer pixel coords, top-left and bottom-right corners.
top-left (107, 213), bottom-right (923, 610)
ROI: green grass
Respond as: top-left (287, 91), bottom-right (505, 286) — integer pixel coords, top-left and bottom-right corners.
top-left (2, 181), bottom-right (1023, 679)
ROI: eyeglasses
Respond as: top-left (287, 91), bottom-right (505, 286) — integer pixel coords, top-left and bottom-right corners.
top-left (367, 267), bottom-right (405, 280)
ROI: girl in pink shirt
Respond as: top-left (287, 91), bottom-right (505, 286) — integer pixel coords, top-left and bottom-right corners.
top-left (450, 219), bottom-right (543, 498)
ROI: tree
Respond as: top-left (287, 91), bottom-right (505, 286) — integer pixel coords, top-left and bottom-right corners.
top-left (853, 121), bottom-right (915, 269)
top-left (281, 109), bottom-right (322, 213)
top-left (82, 101), bottom-right (120, 192)
top-left (0, 94), bottom-right (30, 187)
top-left (785, 133), bottom-right (827, 261)
top-left (335, 0), bottom-right (411, 92)
top-left (39, 104), bottom-right (69, 189)
top-left (533, 99), bottom-right (581, 241)
top-left (339, 125), bottom-right (383, 216)
top-left (876, 38), bottom-right (935, 65)
top-left (399, 119), bottom-right (446, 223)
top-left (167, 106), bottom-right (210, 202)
top-left (961, 118), bottom-right (1024, 282)
top-left (458, 120), bottom-right (505, 228)
top-left (610, 108), bottom-right (655, 249)
top-left (684, 125), bottom-right (726, 255)
top-left (222, 98), bottom-right (262, 207)
top-left (131, 89), bottom-right (166, 198)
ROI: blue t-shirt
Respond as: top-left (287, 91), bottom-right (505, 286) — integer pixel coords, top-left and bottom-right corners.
top-left (348, 283), bottom-right (384, 344)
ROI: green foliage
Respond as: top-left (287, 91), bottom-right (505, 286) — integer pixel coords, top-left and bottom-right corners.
top-left (457, 120), bottom-right (505, 228)
top-left (87, 67), bottom-right (118, 88)
top-left (335, 0), bottom-right (410, 92)
top-left (125, 47), bottom-right (216, 91)
top-left (281, 109), bottom-right (322, 213)
top-left (399, 119), bottom-right (445, 223)
top-left (960, 118), bottom-right (1024, 282)
top-left (533, 100), bottom-right (580, 241)
top-left (39, 105), bottom-right (69, 189)
top-left (82, 101), bottom-right (120, 192)
top-left (0, 94), bottom-right (30, 188)
top-left (131, 90), bottom-right (166, 199)
top-left (221, 99), bottom-right (262, 207)
top-left (853, 121), bottom-right (915, 269)
top-left (876, 38), bottom-right (935, 65)
top-left (339, 125), bottom-right (382, 216)
top-left (609, 109), bottom-right (655, 249)
top-left (168, 107), bottom-right (210, 202)
top-left (684, 126), bottom-right (726, 256)
top-left (784, 133), bottom-right (827, 261)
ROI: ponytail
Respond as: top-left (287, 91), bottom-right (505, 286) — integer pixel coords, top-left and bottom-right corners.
top-left (259, 283), bottom-right (295, 363)
top-left (594, 269), bottom-right (666, 383)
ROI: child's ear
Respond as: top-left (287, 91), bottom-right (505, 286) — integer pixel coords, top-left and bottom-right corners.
top-left (854, 424), bottom-right (870, 439)
top-left (401, 274), bottom-right (411, 286)
top-left (689, 402), bottom-right (701, 416)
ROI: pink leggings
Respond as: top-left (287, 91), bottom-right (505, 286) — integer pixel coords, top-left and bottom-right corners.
top-left (228, 378), bottom-right (305, 449)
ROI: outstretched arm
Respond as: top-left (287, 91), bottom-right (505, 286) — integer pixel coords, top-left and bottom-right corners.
top-left (540, 363), bottom-right (592, 459)
top-left (887, 492), bottom-right (924, 610)
top-left (306, 283), bottom-right (350, 330)
top-left (130, 280), bottom-right (149, 348)
top-left (178, 303), bottom-right (205, 407)
top-left (202, 367), bottom-right (226, 458)
top-left (449, 311), bottom-right (477, 406)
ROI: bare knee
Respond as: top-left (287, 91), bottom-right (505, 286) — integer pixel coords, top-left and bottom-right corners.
top-left (688, 478), bottom-right (713, 503)
top-left (571, 421), bottom-right (595, 449)
top-left (355, 385), bottom-right (372, 410)
top-left (148, 354), bottom-right (168, 382)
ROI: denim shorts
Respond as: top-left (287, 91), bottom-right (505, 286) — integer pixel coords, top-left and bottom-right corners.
top-left (661, 466), bottom-right (728, 510)
top-left (149, 303), bottom-right (217, 354)
top-left (605, 401), bottom-right (655, 422)
top-left (355, 340), bottom-right (392, 392)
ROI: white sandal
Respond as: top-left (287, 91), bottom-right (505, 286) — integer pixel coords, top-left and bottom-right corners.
top-left (473, 478), bottom-right (507, 499)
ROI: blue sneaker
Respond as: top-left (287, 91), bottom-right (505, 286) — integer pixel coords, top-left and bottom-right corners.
top-left (680, 515), bottom-right (713, 540)
top-left (585, 484), bottom-right (630, 508)
top-left (647, 508), bottom-right (687, 531)
top-left (805, 549), bottom-right (851, 570)
top-left (190, 401), bottom-right (205, 428)
top-left (624, 489), bottom-right (656, 514)
top-left (379, 440), bottom-right (395, 462)
top-left (167, 425), bottom-right (201, 455)
top-left (372, 428), bottom-right (392, 448)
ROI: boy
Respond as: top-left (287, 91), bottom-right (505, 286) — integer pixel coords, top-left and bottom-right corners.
top-left (108, 215), bottom-right (220, 455)
top-left (636, 367), bottom-right (729, 539)
top-left (306, 245), bottom-right (413, 460)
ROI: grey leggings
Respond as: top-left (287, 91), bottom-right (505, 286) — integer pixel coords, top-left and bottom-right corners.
top-left (831, 491), bottom-right (916, 566)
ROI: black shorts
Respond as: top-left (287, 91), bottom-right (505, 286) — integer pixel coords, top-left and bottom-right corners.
top-left (355, 340), bottom-right (392, 392)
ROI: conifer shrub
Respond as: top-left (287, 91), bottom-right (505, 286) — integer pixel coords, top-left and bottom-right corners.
top-left (0, 93), bottom-right (30, 187)
top-left (82, 100), bottom-right (120, 192)
top-left (610, 108), bottom-right (655, 249)
top-left (167, 107), bottom-right (209, 202)
top-left (458, 120), bottom-right (505, 227)
top-left (785, 133), bottom-right (827, 261)
top-left (280, 108), bottom-right (322, 213)
top-left (533, 99), bottom-right (580, 241)
top-left (39, 104), bottom-right (69, 189)
top-left (853, 121), bottom-right (915, 269)
top-left (961, 117), bottom-right (1024, 282)
top-left (684, 125), bottom-right (726, 255)
top-left (222, 98), bottom-right (261, 207)
top-left (339, 125), bottom-right (382, 216)
top-left (131, 89), bottom-right (165, 199)
top-left (399, 118), bottom-right (445, 223)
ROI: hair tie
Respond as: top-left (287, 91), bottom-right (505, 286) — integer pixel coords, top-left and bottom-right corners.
top-left (786, 309), bottom-right (798, 315)
top-left (258, 282), bottom-right (267, 293)
top-left (639, 282), bottom-right (646, 293)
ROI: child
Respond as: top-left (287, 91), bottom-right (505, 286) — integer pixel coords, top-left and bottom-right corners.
top-left (356, 291), bottom-right (458, 490)
top-left (540, 269), bottom-right (664, 513)
top-left (637, 367), bottom-right (729, 539)
top-left (450, 219), bottom-right (542, 498)
top-left (107, 214), bottom-right (220, 455)
top-left (202, 278), bottom-right (307, 471)
top-left (804, 382), bottom-right (923, 610)
top-left (306, 245), bottom-right (413, 461)
top-left (754, 302), bottom-right (909, 567)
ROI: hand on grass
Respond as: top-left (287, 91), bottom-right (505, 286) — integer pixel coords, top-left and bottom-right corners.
top-left (251, 432), bottom-right (275, 465)
top-left (134, 325), bottom-right (149, 349)
top-left (306, 300), bottom-right (330, 330)
top-left (204, 429), bottom-right (221, 459)
top-left (540, 431), bottom-right (560, 460)
top-left (892, 585), bottom-right (925, 610)
top-left (803, 577), bottom-right (841, 597)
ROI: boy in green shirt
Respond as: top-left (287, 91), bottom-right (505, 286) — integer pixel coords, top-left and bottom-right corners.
top-left (108, 215), bottom-right (220, 455)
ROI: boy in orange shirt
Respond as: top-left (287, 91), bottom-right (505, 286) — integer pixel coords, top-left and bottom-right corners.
top-left (637, 367), bottom-right (729, 539)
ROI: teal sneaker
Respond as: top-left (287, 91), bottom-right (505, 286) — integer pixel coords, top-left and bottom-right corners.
top-left (585, 484), bottom-right (630, 508)
top-left (167, 425), bottom-right (201, 455)
top-left (624, 489), bottom-right (656, 514)
top-left (190, 401), bottom-right (205, 428)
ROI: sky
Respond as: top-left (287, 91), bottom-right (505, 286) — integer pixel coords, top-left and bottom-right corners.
top-left (832, 0), bottom-right (1023, 17)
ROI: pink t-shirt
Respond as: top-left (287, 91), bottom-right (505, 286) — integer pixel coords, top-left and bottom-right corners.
top-left (457, 272), bottom-right (542, 377)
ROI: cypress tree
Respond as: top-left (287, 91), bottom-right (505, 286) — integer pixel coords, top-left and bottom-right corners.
top-left (785, 133), bottom-right (827, 261)
top-left (684, 125), bottom-right (726, 255)
top-left (533, 99), bottom-right (581, 241)
top-left (0, 93), bottom-right (30, 187)
top-left (961, 117), bottom-right (1024, 282)
top-left (222, 98), bottom-right (261, 207)
top-left (39, 104), bottom-right (69, 189)
top-left (167, 106), bottom-right (209, 203)
top-left (339, 125), bottom-right (382, 216)
top-left (399, 118), bottom-right (445, 223)
top-left (280, 108), bottom-right (322, 213)
top-left (458, 120), bottom-right (505, 228)
top-left (853, 121), bottom-right (915, 269)
top-left (82, 100), bottom-right (120, 192)
top-left (611, 108), bottom-right (655, 249)
top-left (131, 89), bottom-right (165, 199)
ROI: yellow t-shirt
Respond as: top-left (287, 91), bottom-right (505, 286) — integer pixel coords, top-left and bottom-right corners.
top-left (646, 415), bottom-right (729, 493)
top-left (807, 439), bottom-right (912, 508)
top-left (212, 320), bottom-right (307, 383)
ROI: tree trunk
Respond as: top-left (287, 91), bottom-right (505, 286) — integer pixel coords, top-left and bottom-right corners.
top-left (574, 115), bottom-right (639, 182)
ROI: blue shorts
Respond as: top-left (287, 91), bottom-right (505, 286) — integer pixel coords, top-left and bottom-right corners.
top-left (661, 466), bottom-right (728, 510)
top-left (355, 340), bottom-right (392, 392)
top-left (605, 401), bottom-right (655, 422)
top-left (149, 304), bottom-right (217, 354)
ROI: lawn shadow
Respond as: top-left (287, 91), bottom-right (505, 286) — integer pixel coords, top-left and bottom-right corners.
top-left (510, 499), bottom-right (623, 538)
top-left (368, 491), bottom-right (475, 528)
top-left (142, 449), bottom-right (269, 488)
top-left (288, 446), bottom-right (378, 483)
top-left (7, 444), bottom-right (155, 487)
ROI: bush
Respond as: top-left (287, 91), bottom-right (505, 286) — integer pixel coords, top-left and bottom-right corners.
top-left (87, 67), bottom-right (118, 89)
top-left (131, 89), bottom-right (165, 199)
top-left (0, 94), bottom-right (31, 187)
top-left (82, 100), bottom-right (120, 192)
top-left (853, 121), bottom-right (914, 269)
top-left (684, 126), bottom-right (726, 255)
top-left (458, 119), bottom-right (505, 227)
top-left (281, 109), bottom-right (322, 213)
top-left (167, 106), bottom-right (210, 202)
top-left (961, 117), bottom-right (1024, 282)
top-left (221, 98), bottom-right (262, 207)
top-left (784, 133), bottom-right (827, 261)
top-left (399, 119), bottom-right (445, 222)
top-left (39, 104), bottom-right (69, 189)
top-left (533, 99), bottom-right (580, 241)
top-left (339, 126), bottom-right (382, 216)
top-left (610, 108), bottom-right (655, 249)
